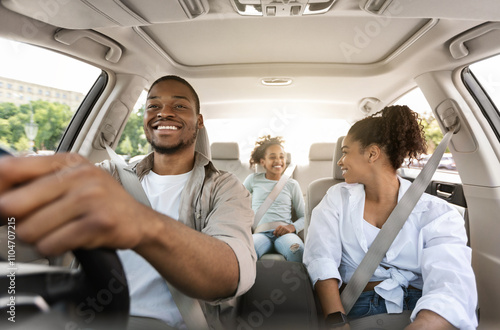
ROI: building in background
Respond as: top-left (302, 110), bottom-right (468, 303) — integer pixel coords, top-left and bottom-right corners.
top-left (0, 76), bottom-right (84, 111)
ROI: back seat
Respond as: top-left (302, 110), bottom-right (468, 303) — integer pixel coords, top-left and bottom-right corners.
top-left (210, 142), bottom-right (253, 182)
top-left (295, 143), bottom-right (336, 197)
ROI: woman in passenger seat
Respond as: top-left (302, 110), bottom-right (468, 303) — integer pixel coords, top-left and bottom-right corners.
top-left (304, 106), bottom-right (477, 329)
top-left (244, 135), bottom-right (305, 262)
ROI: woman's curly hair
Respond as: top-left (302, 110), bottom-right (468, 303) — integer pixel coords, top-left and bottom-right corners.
top-left (347, 105), bottom-right (427, 170)
top-left (249, 135), bottom-right (285, 169)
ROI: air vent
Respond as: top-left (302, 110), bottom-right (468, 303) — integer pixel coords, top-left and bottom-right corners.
top-left (232, 0), bottom-right (337, 17)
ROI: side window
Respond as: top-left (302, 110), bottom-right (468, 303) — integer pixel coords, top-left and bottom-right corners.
top-left (393, 88), bottom-right (459, 177)
top-left (0, 37), bottom-right (101, 156)
top-left (116, 90), bottom-right (148, 163)
top-left (466, 55), bottom-right (500, 140)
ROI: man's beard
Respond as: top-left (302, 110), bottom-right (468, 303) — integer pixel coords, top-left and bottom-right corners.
top-left (149, 127), bottom-right (198, 155)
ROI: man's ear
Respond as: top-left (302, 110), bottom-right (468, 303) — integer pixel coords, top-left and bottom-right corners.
top-left (197, 114), bottom-right (204, 129)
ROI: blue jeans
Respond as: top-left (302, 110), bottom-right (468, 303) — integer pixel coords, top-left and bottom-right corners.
top-left (348, 288), bottom-right (422, 320)
top-left (253, 230), bottom-right (304, 262)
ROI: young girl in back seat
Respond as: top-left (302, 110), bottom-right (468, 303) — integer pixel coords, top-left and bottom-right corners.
top-left (244, 135), bottom-right (305, 262)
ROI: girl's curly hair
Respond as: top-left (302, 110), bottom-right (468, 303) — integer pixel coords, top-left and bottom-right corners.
top-left (347, 105), bottom-right (427, 170)
top-left (249, 135), bottom-right (285, 169)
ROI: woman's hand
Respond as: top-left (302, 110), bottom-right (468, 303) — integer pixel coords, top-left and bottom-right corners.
top-left (273, 224), bottom-right (296, 237)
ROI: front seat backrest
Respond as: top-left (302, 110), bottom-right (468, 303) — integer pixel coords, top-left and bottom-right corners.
top-left (211, 142), bottom-right (253, 182)
top-left (195, 126), bottom-right (211, 159)
top-left (295, 142), bottom-right (336, 195)
top-left (238, 260), bottom-right (319, 329)
top-left (304, 136), bottom-right (345, 239)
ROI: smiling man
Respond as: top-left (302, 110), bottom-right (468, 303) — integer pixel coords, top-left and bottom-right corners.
top-left (144, 76), bottom-right (201, 157)
top-left (0, 75), bottom-right (257, 329)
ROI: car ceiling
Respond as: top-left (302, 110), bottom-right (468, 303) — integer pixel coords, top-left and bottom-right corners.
top-left (1, 0), bottom-right (499, 121)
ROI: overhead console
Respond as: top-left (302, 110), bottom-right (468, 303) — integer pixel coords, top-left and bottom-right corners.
top-left (0, 0), bottom-right (209, 29)
top-left (231, 0), bottom-right (337, 17)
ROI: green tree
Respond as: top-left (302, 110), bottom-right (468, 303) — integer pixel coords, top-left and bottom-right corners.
top-left (7, 112), bottom-right (29, 149)
top-left (0, 102), bottom-right (19, 119)
top-left (117, 105), bottom-right (148, 157)
top-left (0, 137), bottom-right (10, 150)
top-left (0, 101), bottom-right (73, 152)
top-left (31, 101), bottom-right (73, 150)
top-left (13, 136), bottom-right (30, 152)
top-left (0, 118), bottom-right (11, 143)
top-left (421, 115), bottom-right (443, 154)
top-left (118, 135), bottom-right (134, 156)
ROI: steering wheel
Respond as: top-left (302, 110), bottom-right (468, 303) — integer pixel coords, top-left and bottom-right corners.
top-left (0, 246), bottom-right (130, 329)
top-left (0, 147), bottom-right (129, 329)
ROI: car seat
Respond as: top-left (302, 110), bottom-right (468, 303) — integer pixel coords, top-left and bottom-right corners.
top-left (294, 142), bottom-right (336, 197)
top-left (304, 136), bottom-right (345, 239)
top-left (238, 260), bottom-right (319, 330)
top-left (210, 142), bottom-right (253, 182)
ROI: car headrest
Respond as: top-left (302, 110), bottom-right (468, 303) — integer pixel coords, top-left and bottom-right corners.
top-left (211, 142), bottom-right (240, 160)
top-left (195, 126), bottom-right (211, 159)
top-left (333, 136), bottom-right (345, 180)
top-left (309, 143), bottom-right (336, 161)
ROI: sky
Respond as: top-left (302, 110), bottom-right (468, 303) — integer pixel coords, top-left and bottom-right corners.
top-left (0, 38), bottom-right (100, 94)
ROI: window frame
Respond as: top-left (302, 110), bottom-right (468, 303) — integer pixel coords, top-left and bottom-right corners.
top-left (57, 71), bottom-right (108, 153)
top-left (462, 67), bottom-right (500, 142)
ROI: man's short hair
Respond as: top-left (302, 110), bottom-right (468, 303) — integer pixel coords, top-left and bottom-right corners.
top-left (149, 75), bottom-right (200, 114)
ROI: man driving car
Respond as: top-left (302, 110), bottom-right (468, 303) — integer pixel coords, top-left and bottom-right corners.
top-left (0, 75), bottom-right (257, 329)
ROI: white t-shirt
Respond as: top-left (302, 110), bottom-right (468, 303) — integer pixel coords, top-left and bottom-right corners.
top-left (117, 169), bottom-right (192, 328)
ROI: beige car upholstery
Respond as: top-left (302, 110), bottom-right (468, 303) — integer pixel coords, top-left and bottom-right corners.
top-left (295, 142), bottom-right (336, 196)
top-left (305, 136), bottom-right (345, 240)
top-left (210, 142), bottom-right (253, 182)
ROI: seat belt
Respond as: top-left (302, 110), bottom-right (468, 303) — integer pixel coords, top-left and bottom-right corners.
top-left (105, 145), bottom-right (210, 330)
top-left (340, 128), bottom-right (456, 314)
top-left (252, 163), bottom-right (296, 231)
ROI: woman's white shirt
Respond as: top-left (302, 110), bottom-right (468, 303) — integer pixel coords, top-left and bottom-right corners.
top-left (303, 177), bottom-right (478, 329)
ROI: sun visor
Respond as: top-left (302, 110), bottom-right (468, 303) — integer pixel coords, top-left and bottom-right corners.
top-left (0, 0), bottom-right (209, 29)
top-left (360, 0), bottom-right (500, 21)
